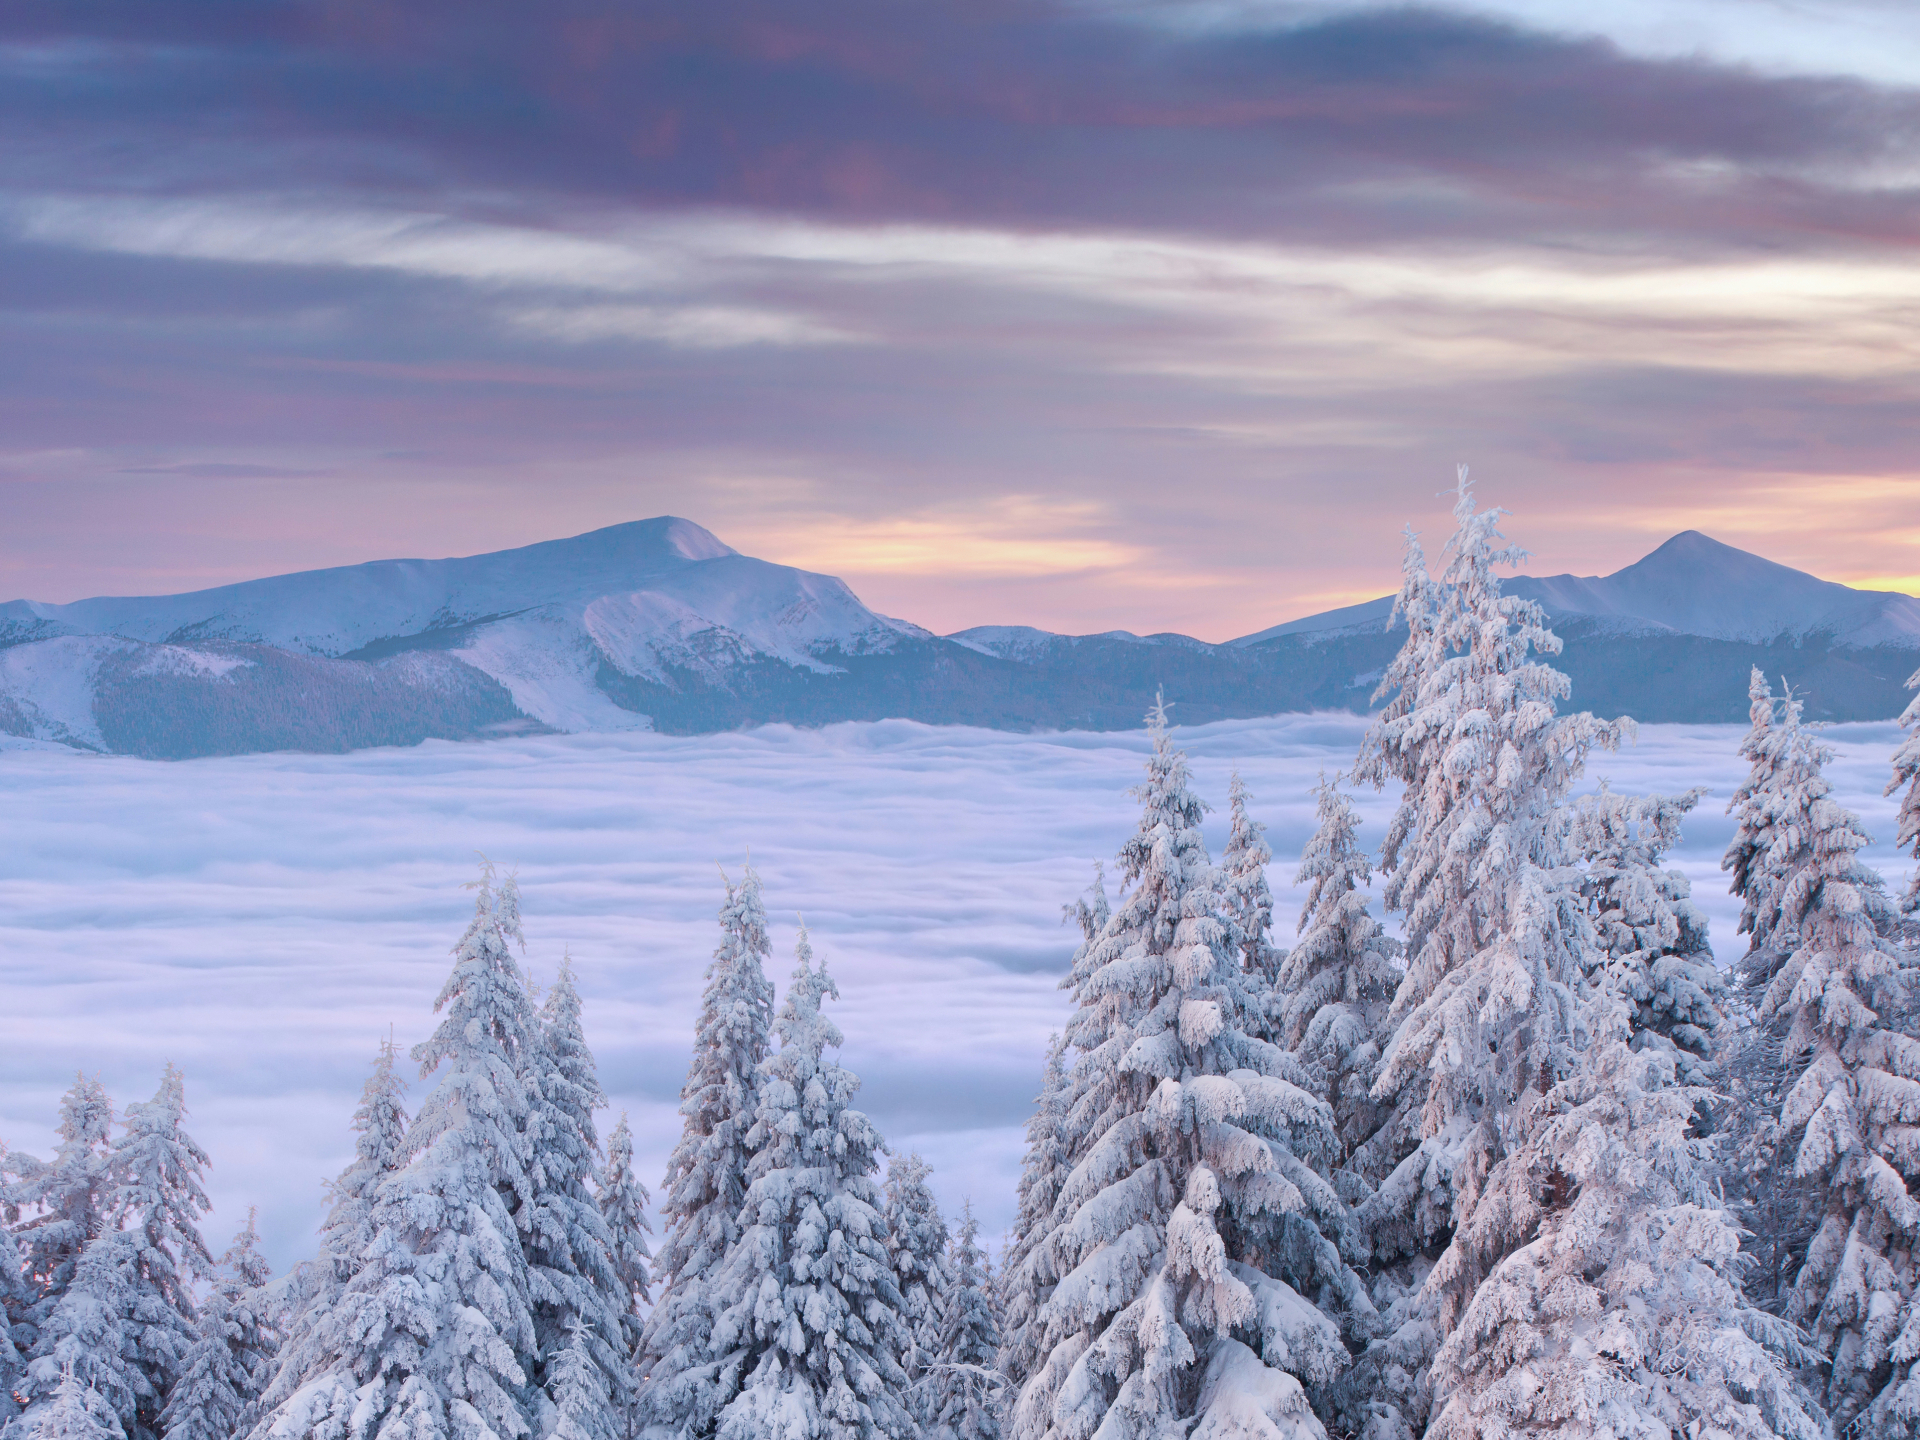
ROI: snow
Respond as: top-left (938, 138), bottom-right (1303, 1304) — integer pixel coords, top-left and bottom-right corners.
top-left (0, 636), bottom-right (129, 751)
top-left (0, 712), bottom-right (1910, 1287)
top-left (1231, 529), bottom-right (1920, 648)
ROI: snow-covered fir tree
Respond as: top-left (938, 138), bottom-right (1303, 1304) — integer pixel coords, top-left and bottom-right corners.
top-left (524, 955), bottom-right (632, 1435)
top-left (925, 1201), bottom-right (1002, 1440)
top-left (1343, 478), bottom-right (1622, 1436)
top-left (252, 1038), bottom-right (408, 1428)
top-left (998, 1033), bottom-right (1071, 1394)
top-left (704, 927), bottom-right (916, 1440)
top-left (250, 862), bottom-right (542, 1440)
top-left (25, 1364), bottom-right (117, 1440)
top-left (883, 1152), bottom-right (951, 1408)
top-left (10, 1066), bottom-right (215, 1440)
top-left (1566, 783), bottom-right (1727, 1089)
top-left (1422, 995), bottom-right (1823, 1440)
top-left (1275, 771), bottom-right (1399, 1167)
top-left (1717, 704), bottom-right (1919, 1432)
top-left (2, 1230), bottom-right (28, 1430)
top-left (1221, 774), bottom-right (1281, 989)
top-left (2, 1076), bottom-right (114, 1368)
top-left (598, 1114), bottom-right (653, 1361)
top-left (162, 1210), bottom-right (276, 1440)
top-left (1889, 663), bottom-right (1920, 914)
top-left (636, 864), bottom-right (777, 1439)
top-left (1723, 670), bottom-right (1834, 968)
top-left (1012, 702), bottom-right (1364, 1440)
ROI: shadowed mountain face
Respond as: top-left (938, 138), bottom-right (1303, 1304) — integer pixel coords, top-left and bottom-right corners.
top-left (2, 522), bottom-right (1915, 757)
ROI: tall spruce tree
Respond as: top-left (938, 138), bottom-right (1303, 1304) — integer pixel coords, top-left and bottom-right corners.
top-left (998, 1033), bottom-right (1071, 1395)
top-left (524, 956), bottom-right (631, 1436)
top-left (162, 1210), bottom-right (276, 1440)
top-left (250, 863), bottom-right (541, 1440)
top-left (883, 1153), bottom-right (951, 1413)
top-left (925, 1202), bottom-right (1003, 1440)
top-left (2, 1230), bottom-right (28, 1430)
top-left (1276, 772), bottom-right (1399, 1169)
top-left (707, 928), bottom-right (915, 1440)
top-left (636, 864), bottom-right (776, 1439)
top-left (1889, 664), bottom-right (1920, 914)
top-left (1343, 478), bottom-right (1622, 1436)
top-left (1011, 703), bottom-right (1361, 1440)
top-left (3, 1076), bottom-right (115, 1367)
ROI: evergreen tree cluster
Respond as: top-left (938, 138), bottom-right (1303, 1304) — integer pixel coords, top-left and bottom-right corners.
top-left (10, 474), bottom-right (1920, 1440)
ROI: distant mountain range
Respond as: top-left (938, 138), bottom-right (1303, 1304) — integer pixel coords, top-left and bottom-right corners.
top-left (3, 522), bottom-right (1915, 758)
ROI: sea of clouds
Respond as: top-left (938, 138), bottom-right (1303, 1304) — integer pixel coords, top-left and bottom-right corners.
top-left (1, 713), bottom-right (1912, 1274)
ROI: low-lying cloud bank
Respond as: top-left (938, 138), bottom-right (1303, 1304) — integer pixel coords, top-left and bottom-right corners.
top-left (0, 712), bottom-right (1909, 1268)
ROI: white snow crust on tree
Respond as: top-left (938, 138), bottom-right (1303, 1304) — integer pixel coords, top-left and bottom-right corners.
top-left (162, 1210), bottom-right (277, 1440)
top-left (1423, 998), bottom-right (1824, 1440)
top-left (9, 1065), bottom-right (215, 1440)
top-left (1717, 693), bottom-right (1920, 1432)
top-left (1351, 476), bottom-right (1622, 1246)
top-left (25, 1364), bottom-right (117, 1440)
top-left (524, 954), bottom-right (632, 1437)
top-left (704, 927), bottom-right (916, 1440)
top-left (636, 863), bottom-right (777, 1440)
top-left (598, 1114), bottom-right (653, 1365)
top-left (1888, 663), bottom-right (1920, 914)
top-left (999, 1032), bottom-right (1073, 1395)
top-left (1565, 783), bottom-right (1727, 1088)
top-left (1221, 774), bottom-right (1281, 992)
top-left (1276, 771), bottom-right (1399, 1170)
top-left (249, 862), bottom-right (542, 1440)
top-left (925, 1201), bottom-right (1003, 1440)
top-left (883, 1152), bottom-right (951, 1417)
top-left (1010, 701), bottom-right (1358, 1440)
top-left (2, 1230), bottom-right (29, 1429)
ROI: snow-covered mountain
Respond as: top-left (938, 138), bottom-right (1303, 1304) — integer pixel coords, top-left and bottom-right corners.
top-left (3, 522), bottom-right (1914, 757)
top-left (1230, 530), bottom-right (1920, 648)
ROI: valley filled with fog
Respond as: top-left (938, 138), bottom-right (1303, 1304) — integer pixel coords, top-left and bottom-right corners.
top-left (1, 711), bottom-right (1908, 1272)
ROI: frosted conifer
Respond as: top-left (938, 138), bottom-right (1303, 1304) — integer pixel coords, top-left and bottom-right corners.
top-left (162, 1211), bottom-right (276, 1440)
top-left (1567, 784), bottom-right (1727, 1088)
top-left (597, 1115), bottom-right (652, 1359)
top-left (248, 862), bottom-right (541, 1440)
top-left (2, 1231), bottom-right (28, 1429)
top-left (1011, 702), bottom-right (1361, 1440)
top-left (25, 1365), bottom-right (116, 1440)
top-left (1276, 772), bottom-right (1399, 1166)
top-left (1423, 999), bottom-right (1823, 1440)
top-left (1351, 476), bottom-right (1621, 1243)
top-left (1221, 774), bottom-right (1281, 988)
top-left (925, 1202), bottom-right (1002, 1440)
top-left (1888, 664), bottom-right (1920, 913)
top-left (525, 956), bottom-right (631, 1430)
top-left (706, 928), bottom-right (915, 1440)
top-left (998, 1034), bottom-right (1071, 1392)
top-left (636, 864), bottom-right (776, 1438)
top-left (883, 1153), bottom-right (951, 1406)
top-left (3, 1076), bottom-right (115, 1356)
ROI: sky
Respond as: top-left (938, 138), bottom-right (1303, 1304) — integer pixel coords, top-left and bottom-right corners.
top-left (2, 712), bottom-right (1910, 1272)
top-left (3, 0), bottom-right (1919, 639)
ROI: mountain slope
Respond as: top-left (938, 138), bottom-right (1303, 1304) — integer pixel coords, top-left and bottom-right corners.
top-left (3, 523), bottom-right (1915, 757)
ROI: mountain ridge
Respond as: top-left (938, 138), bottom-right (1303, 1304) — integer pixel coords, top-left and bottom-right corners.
top-left (3, 520), bottom-right (1915, 757)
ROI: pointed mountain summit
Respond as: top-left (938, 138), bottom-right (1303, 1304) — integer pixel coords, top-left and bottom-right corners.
top-left (1, 522), bottom-right (1914, 757)
top-left (1232, 530), bottom-right (1920, 650)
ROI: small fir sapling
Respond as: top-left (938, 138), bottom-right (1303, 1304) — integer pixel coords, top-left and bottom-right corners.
top-left (161, 1210), bottom-right (277, 1440)
top-left (883, 1153), bottom-right (951, 1407)
top-left (635, 863), bottom-right (777, 1440)
top-left (998, 1033), bottom-right (1072, 1394)
top-left (707, 928), bottom-right (916, 1440)
top-left (1888, 662), bottom-right (1920, 914)
top-left (596, 1114), bottom-right (652, 1360)
top-left (1275, 771), bottom-right (1399, 1169)
top-left (925, 1202), bottom-right (1004, 1440)
top-left (2, 1076), bottom-right (115, 1357)
top-left (1221, 774), bottom-right (1282, 990)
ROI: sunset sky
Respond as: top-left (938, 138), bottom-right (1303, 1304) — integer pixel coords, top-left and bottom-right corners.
top-left (4, 0), bottom-right (1918, 640)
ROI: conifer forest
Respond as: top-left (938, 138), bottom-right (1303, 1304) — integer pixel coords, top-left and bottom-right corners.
top-left (11, 479), bottom-right (1920, 1440)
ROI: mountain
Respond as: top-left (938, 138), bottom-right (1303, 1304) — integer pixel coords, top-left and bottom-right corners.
top-left (2, 522), bottom-right (1915, 758)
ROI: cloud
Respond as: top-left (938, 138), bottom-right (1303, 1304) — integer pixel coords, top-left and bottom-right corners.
top-left (1, 711), bottom-right (1910, 1267)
